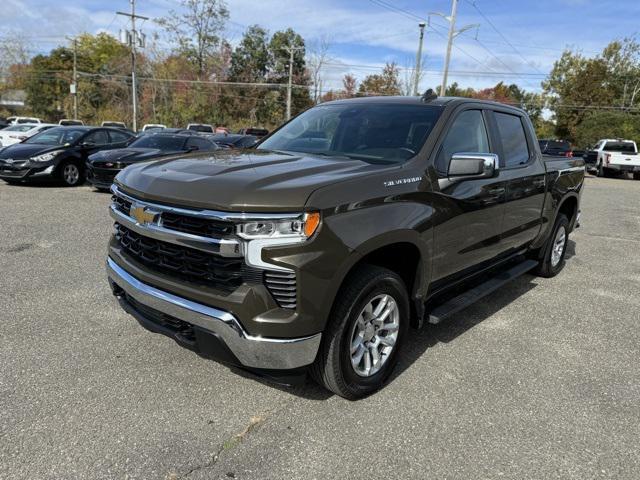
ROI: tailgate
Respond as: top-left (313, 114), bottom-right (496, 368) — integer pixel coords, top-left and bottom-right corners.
top-left (604, 151), bottom-right (640, 166)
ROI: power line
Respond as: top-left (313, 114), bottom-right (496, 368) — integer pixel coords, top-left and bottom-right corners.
top-left (464, 0), bottom-right (546, 75)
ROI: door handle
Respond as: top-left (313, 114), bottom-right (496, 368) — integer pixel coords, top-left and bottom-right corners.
top-left (487, 187), bottom-right (505, 196)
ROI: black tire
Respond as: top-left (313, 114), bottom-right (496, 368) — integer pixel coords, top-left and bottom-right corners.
top-left (633, 172), bottom-right (640, 181)
top-left (58, 161), bottom-right (83, 187)
top-left (310, 264), bottom-right (410, 400)
top-left (535, 213), bottom-right (570, 278)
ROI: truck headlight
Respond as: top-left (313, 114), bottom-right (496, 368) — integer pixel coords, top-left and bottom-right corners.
top-left (237, 212), bottom-right (320, 240)
top-left (30, 150), bottom-right (63, 162)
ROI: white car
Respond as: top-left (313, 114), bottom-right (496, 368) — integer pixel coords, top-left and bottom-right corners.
top-left (0, 123), bottom-right (56, 147)
top-left (592, 139), bottom-right (640, 179)
top-left (6, 116), bottom-right (42, 125)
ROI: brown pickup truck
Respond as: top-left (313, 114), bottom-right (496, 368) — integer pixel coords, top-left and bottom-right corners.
top-left (106, 93), bottom-right (584, 399)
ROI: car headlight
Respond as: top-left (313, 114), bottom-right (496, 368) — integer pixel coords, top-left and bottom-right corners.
top-left (30, 150), bottom-right (63, 162)
top-left (236, 212), bottom-right (320, 240)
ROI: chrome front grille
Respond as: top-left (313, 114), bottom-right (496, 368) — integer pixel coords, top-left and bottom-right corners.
top-left (110, 185), bottom-right (299, 308)
top-left (264, 271), bottom-right (297, 309)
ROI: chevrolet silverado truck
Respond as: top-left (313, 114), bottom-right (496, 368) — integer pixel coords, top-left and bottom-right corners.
top-left (586, 138), bottom-right (640, 179)
top-left (106, 94), bottom-right (585, 399)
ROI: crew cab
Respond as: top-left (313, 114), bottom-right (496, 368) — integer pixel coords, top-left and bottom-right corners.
top-left (105, 95), bottom-right (584, 399)
top-left (586, 139), bottom-right (640, 179)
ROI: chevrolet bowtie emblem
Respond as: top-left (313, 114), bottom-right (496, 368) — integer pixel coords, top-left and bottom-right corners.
top-left (130, 204), bottom-right (160, 225)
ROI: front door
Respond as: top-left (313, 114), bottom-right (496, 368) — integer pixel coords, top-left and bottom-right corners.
top-left (430, 108), bottom-right (507, 282)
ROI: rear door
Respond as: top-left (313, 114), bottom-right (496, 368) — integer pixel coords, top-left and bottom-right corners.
top-left (489, 109), bottom-right (546, 253)
top-left (431, 107), bottom-right (508, 281)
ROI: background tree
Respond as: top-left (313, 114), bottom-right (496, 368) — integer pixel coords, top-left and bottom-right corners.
top-left (156, 0), bottom-right (229, 77)
top-left (358, 62), bottom-right (401, 96)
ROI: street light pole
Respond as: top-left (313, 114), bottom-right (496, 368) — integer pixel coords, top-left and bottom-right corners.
top-left (441, 0), bottom-right (458, 97)
top-left (413, 22), bottom-right (426, 96)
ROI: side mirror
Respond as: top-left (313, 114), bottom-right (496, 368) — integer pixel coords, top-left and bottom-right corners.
top-left (448, 153), bottom-right (499, 180)
top-left (81, 141), bottom-right (96, 148)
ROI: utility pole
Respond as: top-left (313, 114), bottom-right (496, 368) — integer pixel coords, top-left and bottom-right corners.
top-left (430, 1), bottom-right (479, 96)
top-left (413, 22), bottom-right (426, 96)
top-left (285, 46), bottom-right (303, 121)
top-left (65, 36), bottom-right (78, 119)
top-left (117, 1), bottom-right (148, 132)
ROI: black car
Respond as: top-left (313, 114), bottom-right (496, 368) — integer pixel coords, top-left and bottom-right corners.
top-left (207, 133), bottom-right (259, 149)
top-left (0, 126), bottom-right (135, 186)
top-left (86, 133), bottom-right (219, 190)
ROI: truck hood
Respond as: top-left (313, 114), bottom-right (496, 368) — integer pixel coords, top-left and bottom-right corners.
top-left (115, 149), bottom-right (388, 211)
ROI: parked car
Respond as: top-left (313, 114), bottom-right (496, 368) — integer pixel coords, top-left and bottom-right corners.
top-left (207, 133), bottom-right (258, 149)
top-left (586, 138), bottom-right (640, 179)
top-left (237, 127), bottom-right (269, 138)
top-left (0, 118), bottom-right (10, 130)
top-left (0, 126), bottom-right (135, 186)
top-left (0, 123), bottom-right (56, 147)
top-left (187, 123), bottom-right (215, 134)
top-left (102, 121), bottom-right (127, 129)
top-left (141, 123), bottom-right (166, 132)
top-left (7, 116), bottom-right (42, 125)
top-left (105, 94), bottom-right (585, 399)
top-left (59, 119), bottom-right (84, 126)
top-left (87, 133), bottom-right (218, 190)
top-left (538, 139), bottom-right (572, 157)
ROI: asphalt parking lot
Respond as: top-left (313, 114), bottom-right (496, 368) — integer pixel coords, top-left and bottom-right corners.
top-left (1, 176), bottom-right (639, 479)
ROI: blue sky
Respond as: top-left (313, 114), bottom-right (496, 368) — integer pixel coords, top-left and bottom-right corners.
top-left (2, 0), bottom-right (640, 93)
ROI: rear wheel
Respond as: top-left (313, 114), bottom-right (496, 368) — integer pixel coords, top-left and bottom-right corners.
top-left (535, 213), bottom-right (569, 278)
top-left (633, 172), bottom-right (640, 180)
top-left (311, 265), bottom-right (409, 400)
top-left (59, 162), bottom-right (82, 186)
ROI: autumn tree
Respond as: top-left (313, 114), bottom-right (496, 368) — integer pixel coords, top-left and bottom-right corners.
top-left (358, 62), bottom-right (401, 96)
top-left (156, 0), bottom-right (229, 77)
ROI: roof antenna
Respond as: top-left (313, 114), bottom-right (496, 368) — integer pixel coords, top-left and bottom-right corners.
top-left (421, 88), bottom-right (438, 102)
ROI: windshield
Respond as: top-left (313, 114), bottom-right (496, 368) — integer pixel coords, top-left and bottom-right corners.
top-left (4, 125), bottom-right (34, 132)
top-left (258, 103), bottom-right (443, 163)
top-left (603, 141), bottom-right (636, 153)
top-left (129, 135), bottom-right (187, 150)
top-left (24, 127), bottom-right (85, 145)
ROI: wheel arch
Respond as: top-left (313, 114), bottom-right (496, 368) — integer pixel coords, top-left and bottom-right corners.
top-left (327, 233), bottom-right (428, 329)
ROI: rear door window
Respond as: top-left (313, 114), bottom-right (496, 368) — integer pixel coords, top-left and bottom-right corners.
top-left (108, 130), bottom-right (131, 144)
top-left (494, 112), bottom-right (530, 168)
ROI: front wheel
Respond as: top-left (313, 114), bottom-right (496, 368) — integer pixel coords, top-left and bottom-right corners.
top-left (59, 162), bottom-right (82, 186)
top-left (535, 213), bottom-right (569, 278)
top-left (311, 265), bottom-right (409, 400)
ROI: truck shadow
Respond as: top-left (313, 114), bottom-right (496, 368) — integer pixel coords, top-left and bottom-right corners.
top-left (236, 245), bottom-right (578, 401)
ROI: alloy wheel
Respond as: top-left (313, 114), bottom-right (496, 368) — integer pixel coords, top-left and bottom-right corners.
top-left (349, 294), bottom-right (400, 377)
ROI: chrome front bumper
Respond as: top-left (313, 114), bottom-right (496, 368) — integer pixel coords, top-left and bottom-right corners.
top-left (106, 257), bottom-right (321, 370)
